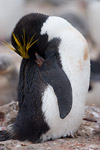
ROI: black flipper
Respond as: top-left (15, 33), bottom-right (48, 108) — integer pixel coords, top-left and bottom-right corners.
top-left (40, 51), bottom-right (72, 119)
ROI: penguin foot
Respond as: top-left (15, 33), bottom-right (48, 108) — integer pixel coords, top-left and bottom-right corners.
top-left (35, 52), bottom-right (44, 67)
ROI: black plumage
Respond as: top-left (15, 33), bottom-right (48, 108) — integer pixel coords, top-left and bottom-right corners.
top-left (11, 13), bottom-right (48, 59)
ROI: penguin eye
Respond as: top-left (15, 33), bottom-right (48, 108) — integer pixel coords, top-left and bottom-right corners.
top-left (1, 30), bottom-right (39, 59)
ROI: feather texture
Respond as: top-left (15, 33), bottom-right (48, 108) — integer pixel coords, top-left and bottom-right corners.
top-left (1, 31), bottom-right (39, 59)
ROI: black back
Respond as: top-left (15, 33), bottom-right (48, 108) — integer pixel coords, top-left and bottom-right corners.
top-left (13, 58), bottom-right (49, 142)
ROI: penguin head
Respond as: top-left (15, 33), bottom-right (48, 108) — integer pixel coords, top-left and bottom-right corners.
top-left (3, 13), bottom-right (65, 60)
top-left (11, 13), bottom-right (49, 60)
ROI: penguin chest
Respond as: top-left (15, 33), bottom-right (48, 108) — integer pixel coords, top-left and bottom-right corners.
top-left (41, 31), bottom-right (90, 141)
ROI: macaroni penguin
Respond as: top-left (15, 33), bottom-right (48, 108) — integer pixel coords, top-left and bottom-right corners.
top-left (0, 13), bottom-right (90, 142)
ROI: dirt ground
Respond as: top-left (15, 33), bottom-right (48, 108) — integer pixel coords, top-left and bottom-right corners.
top-left (0, 102), bottom-right (100, 150)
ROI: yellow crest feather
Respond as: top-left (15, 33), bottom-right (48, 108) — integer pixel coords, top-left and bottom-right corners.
top-left (1, 30), bottom-right (39, 59)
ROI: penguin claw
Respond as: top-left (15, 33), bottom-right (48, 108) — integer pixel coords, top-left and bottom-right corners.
top-left (35, 52), bottom-right (44, 67)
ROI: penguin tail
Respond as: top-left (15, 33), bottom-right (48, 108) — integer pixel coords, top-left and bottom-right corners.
top-left (0, 125), bottom-right (16, 141)
top-left (0, 130), bottom-right (11, 141)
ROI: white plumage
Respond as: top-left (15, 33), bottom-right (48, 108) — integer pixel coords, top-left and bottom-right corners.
top-left (40, 16), bottom-right (90, 141)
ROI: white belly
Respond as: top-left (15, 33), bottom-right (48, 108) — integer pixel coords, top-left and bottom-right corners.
top-left (40, 16), bottom-right (90, 141)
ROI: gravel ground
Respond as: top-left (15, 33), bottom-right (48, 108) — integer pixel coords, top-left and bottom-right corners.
top-left (0, 102), bottom-right (100, 150)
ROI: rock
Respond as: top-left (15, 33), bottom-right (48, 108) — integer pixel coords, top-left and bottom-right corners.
top-left (0, 102), bottom-right (18, 129)
top-left (0, 102), bottom-right (100, 149)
